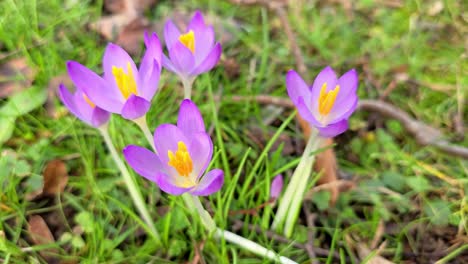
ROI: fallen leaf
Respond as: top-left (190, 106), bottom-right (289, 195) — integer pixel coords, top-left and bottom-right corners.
top-left (356, 242), bottom-right (394, 264)
top-left (91, 0), bottom-right (156, 50)
top-left (297, 113), bottom-right (340, 206)
top-left (27, 215), bottom-right (58, 262)
top-left (116, 17), bottom-right (152, 55)
top-left (0, 57), bottom-right (37, 98)
top-left (42, 159), bottom-right (68, 196)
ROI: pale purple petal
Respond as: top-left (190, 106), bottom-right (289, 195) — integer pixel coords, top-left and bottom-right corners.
top-left (73, 90), bottom-right (94, 120)
top-left (286, 70), bottom-right (311, 104)
top-left (164, 20), bottom-right (181, 49)
top-left (193, 26), bottom-right (215, 64)
top-left (67, 61), bottom-right (123, 113)
top-left (58, 84), bottom-right (86, 122)
top-left (143, 31), bottom-right (163, 66)
top-left (190, 43), bottom-right (221, 76)
top-left (123, 145), bottom-right (164, 182)
top-left (102, 43), bottom-right (141, 93)
top-left (311, 66), bottom-right (337, 105)
top-left (177, 99), bottom-right (206, 136)
top-left (327, 96), bottom-right (358, 124)
top-left (168, 41), bottom-right (195, 76)
top-left (90, 107), bottom-right (110, 127)
top-left (317, 119), bottom-right (349, 138)
top-left (162, 54), bottom-right (178, 73)
top-left (188, 133), bottom-right (213, 181)
top-left (190, 169), bottom-right (224, 196)
top-left (297, 96), bottom-right (322, 127)
top-left (121, 95), bottom-right (151, 120)
top-left (155, 172), bottom-right (192, 195)
top-left (139, 58), bottom-right (161, 101)
top-left (187, 10), bottom-right (206, 34)
top-left (153, 124), bottom-right (189, 165)
top-left (335, 68), bottom-right (358, 104)
top-left (270, 174), bottom-right (283, 199)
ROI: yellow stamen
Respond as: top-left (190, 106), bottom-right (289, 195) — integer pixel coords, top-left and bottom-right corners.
top-left (112, 62), bottom-right (137, 99)
top-left (167, 141), bottom-right (193, 177)
top-left (318, 83), bottom-right (340, 115)
top-left (83, 93), bottom-right (95, 108)
top-left (179, 30), bottom-right (195, 53)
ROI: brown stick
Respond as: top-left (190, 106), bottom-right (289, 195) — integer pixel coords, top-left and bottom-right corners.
top-left (218, 95), bottom-right (468, 159)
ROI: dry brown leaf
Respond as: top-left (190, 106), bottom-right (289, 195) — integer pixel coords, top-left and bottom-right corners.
top-left (91, 0), bottom-right (157, 55)
top-left (0, 57), bottom-right (37, 98)
top-left (357, 242), bottom-right (394, 264)
top-left (42, 159), bottom-right (69, 196)
top-left (116, 17), bottom-right (152, 55)
top-left (27, 215), bottom-right (58, 262)
top-left (297, 113), bottom-right (339, 206)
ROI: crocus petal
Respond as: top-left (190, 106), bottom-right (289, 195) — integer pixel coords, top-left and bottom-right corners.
top-left (73, 90), bottom-right (94, 121)
top-left (193, 26), bottom-right (215, 64)
top-left (286, 70), bottom-right (311, 104)
top-left (190, 43), bottom-right (221, 76)
top-left (177, 99), bottom-right (206, 137)
top-left (102, 43), bottom-right (141, 93)
top-left (168, 41), bottom-right (195, 76)
top-left (189, 133), bottom-right (213, 181)
top-left (317, 119), bottom-right (349, 138)
top-left (58, 84), bottom-right (85, 122)
top-left (164, 20), bottom-right (181, 49)
top-left (297, 96), bottom-right (322, 127)
top-left (67, 61), bottom-right (123, 113)
top-left (270, 174), bottom-right (283, 199)
top-left (123, 145), bottom-right (164, 181)
top-left (153, 124), bottom-right (189, 165)
top-left (143, 31), bottom-right (163, 66)
top-left (121, 95), bottom-right (151, 120)
top-left (155, 172), bottom-right (192, 195)
top-left (335, 68), bottom-right (358, 104)
top-left (327, 96), bottom-right (358, 124)
top-left (139, 59), bottom-right (161, 101)
top-left (187, 10), bottom-right (206, 34)
top-left (90, 107), bottom-right (110, 127)
top-left (162, 54), bottom-right (178, 73)
top-left (310, 66), bottom-right (337, 105)
top-left (190, 169), bottom-right (224, 196)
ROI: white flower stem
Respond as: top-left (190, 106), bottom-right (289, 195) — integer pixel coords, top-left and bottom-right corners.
top-left (214, 229), bottom-right (297, 264)
top-left (133, 115), bottom-right (157, 153)
top-left (271, 129), bottom-right (320, 235)
top-left (182, 78), bottom-right (194, 99)
top-left (98, 126), bottom-right (160, 242)
top-left (183, 194), bottom-right (296, 264)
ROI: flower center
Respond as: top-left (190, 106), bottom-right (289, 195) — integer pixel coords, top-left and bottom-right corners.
top-left (179, 30), bottom-right (195, 53)
top-left (318, 83), bottom-right (340, 116)
top-left (112, 62), bottom-right (137, 99)
top-left (167, 141), bottom-right (193, 177)
top-left (83, 93), bottom-right (95, 108)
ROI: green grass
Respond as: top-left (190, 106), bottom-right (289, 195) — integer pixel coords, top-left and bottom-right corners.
top-left (1, 0), bottom-right (467, 263)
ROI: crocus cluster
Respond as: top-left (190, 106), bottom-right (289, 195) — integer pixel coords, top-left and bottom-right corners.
top-left (59, 11), bottom-right (225, 196)
top-left (286, 67), bottom-right (358, 137)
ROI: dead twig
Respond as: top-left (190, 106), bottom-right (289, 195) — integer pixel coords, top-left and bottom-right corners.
top-left (303, 202), bottom-right (318, 264)
top-left (218, 95), bottom-right (468, 159)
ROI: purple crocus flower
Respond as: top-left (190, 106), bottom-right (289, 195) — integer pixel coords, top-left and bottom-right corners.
top-left (66, 32), bottom-right (162, 120)
top-left (123, 99), bottom-right (224, 196)
top-left (58, 84), bottom-right (110, 128)
top-left (270, 174), bottom-right (284, 200)
top-left (286, 66), bottom-right (358, 137)
top-left (162, 10), bottom-right (222, 84)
